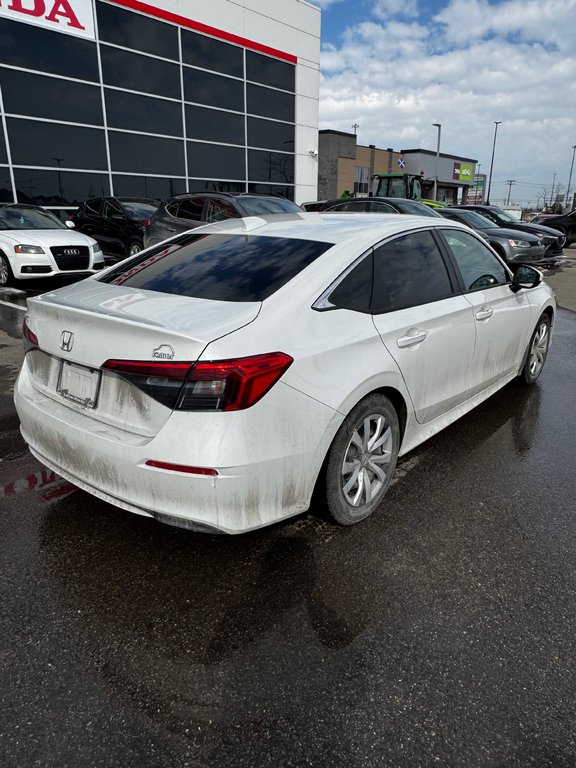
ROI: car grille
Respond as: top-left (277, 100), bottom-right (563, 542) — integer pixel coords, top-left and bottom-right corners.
top-left (50, 246), bottom-right (90, 270)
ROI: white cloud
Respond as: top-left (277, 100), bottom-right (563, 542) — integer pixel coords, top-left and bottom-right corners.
top-left (318, 0), bottom-right (576, 206)
top-left (373, 0), bottom-right (419, 20)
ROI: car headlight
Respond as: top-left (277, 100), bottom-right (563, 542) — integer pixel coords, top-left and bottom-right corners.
top-left (508, 239), bottom-right (531, 248)
top-left (14, 244), bottom-right (45, 254)
top-left (92, 245), bottom-right (104, 260)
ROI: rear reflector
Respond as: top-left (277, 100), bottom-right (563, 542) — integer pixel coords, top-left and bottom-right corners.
top-left (145, 460), bottom-right (218, 476)
top-left (102, 352), bottom-right (293, 411)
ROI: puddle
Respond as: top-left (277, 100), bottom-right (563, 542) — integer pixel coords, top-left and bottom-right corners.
top-left (1, 467), bottom-right (76, 502)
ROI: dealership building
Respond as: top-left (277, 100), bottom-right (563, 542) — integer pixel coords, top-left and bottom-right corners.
top-left (0, 0), bottom-right (321, 214)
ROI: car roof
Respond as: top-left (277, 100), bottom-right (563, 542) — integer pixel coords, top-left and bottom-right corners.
top-left (188, 211), bottom-right (469, 246)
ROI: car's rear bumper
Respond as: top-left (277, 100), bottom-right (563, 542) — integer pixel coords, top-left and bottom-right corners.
top-left (15, 362), bottom-right (340, 534)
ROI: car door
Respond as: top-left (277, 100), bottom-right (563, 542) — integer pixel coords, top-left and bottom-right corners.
top-left (103, 198), bottom-right (130, 257)
top-left (439, 227), bottom-right (533, 387)
top-left (371, 229), bottom-right (477, 424)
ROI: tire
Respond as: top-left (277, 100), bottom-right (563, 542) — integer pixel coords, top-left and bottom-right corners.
top-left (0, 251), bottom-right (14, 287)
top-left (323, 393), bottom-right (400, 525)
top-left (520, 314), bottom-right (551, 384)
top-left (126, 240), bottom-right (143, 257)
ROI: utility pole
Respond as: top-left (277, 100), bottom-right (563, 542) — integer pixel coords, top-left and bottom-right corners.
top-left (550, 172), bottom-right (557, 209)
top-left (486, 121), bottom-right (502, 205)
top-left (505, 179), bottom-right (516, 206)
top-left (352, 123), bottom-right (359, 135)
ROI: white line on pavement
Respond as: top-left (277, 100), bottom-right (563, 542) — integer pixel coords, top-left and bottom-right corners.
top-left (0, 299), bottom-right (26, 312)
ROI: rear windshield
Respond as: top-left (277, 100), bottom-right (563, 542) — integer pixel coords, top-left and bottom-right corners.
top-left (99, 233), bottom-right (333, 301)
top-left (237, 197), bottom-right (302, 215)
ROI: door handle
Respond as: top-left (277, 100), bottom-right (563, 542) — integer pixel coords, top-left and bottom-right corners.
top-left (397, 329), bottom-right (428, 348)
top-left (475, 306), bottom-right (494, 321)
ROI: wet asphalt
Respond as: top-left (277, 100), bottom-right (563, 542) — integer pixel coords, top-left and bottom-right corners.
top-left (1, 268), bottom-right (576, 767)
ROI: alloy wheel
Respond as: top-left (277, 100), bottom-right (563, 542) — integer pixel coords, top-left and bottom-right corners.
top-left (341, 413), bottom-right (394, 507)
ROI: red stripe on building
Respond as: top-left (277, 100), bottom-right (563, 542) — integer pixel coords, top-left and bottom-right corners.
top-left (107, 0), bottom-right (298, 63)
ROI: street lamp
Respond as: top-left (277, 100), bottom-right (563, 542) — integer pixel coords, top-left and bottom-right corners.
top-left (432, 123), bottom-right (441, 202)
top-left (486, 121), bottom-right (502, 205)
top-left (566, 144), bottom-right (576, 210)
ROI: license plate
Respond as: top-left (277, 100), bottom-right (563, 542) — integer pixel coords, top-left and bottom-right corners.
top-left (57, 361), bottom-right (101, 408)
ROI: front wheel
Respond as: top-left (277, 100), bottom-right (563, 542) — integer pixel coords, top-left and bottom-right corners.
top-left (520, 314), bottom-right (551, 384)
top-left (323, 394), bottom-right (400, 525)
top-left (0, 251), bottom-right (14, 287)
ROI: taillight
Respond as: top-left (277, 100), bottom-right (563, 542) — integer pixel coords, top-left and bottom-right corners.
top-left (22, 316), bottom-right (39, 352)
top-left (102, 352), bottom-right (293, 411)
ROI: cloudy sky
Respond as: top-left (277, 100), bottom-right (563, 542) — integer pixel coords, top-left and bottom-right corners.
top-left (312, 0), bottom-right (576, 207)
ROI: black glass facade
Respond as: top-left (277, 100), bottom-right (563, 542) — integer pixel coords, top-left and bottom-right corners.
top-left (0, 2), bottom-right (296, 211)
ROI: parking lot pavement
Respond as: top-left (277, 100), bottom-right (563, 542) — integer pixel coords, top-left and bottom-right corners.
top-left (544, 245), bottom-right (576, 312)
top-left (1, 282), bottom-right (576, 767)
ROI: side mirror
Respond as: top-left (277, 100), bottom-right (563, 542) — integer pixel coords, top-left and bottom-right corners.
top-left (510, 265), bottom-right (543, 293)
top-left (65, 220), bottom-right (75, 229)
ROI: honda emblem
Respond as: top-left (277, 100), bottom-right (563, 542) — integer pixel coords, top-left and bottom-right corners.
top-left (60, 331), bottom-right (74, 352)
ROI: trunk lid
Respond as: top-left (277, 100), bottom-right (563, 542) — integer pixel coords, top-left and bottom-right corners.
top-left (24, 280), bottom-right (261, 436)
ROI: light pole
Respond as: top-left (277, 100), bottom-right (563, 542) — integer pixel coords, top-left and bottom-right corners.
top-left (566, 144), bottom-right (576, 209)
top-left (432, 123), bottom-right (441, 201)
top-left (486, 121), bottom-right (502, 205)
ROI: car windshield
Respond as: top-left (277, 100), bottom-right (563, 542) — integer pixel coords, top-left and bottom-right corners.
top-left (122, 202), bottom-right (158, 220)
top-left (0, 207), bottom-right (66, 230)
top-left (448, 210), bottom-right (498, 229)
top-left (237, 197), bottom-right (302, 215)
top-left (99, 232), bottom-right (333, 301)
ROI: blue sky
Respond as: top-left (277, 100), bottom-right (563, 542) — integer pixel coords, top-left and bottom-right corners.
top-left (312, 0), bottom-right (576, 207)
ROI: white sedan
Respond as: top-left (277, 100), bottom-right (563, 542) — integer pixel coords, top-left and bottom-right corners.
top-left (0, 204), bottom-right (105, 286)
top-left (14, 213), bottom-right (555, 533)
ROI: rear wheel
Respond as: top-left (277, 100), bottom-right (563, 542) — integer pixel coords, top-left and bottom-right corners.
top-left (520, 314), bottom-right (551, 384)
top-left (323, 394), bottom-right (400, 525)
top-left (0, 251), bottom-right (14, 287)
top-left (126, 240), bottom-right (143, 257)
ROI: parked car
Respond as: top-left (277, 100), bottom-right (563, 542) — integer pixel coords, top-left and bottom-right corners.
top-left (0, 204), bottom-right (105, 287)
top-left (438, 207), bottom-right (548, 267)
top-left (15, 213), bottom-right (555, 534)
top-left (144, 192), bottom-right (303, 247)
top-left (302, 197), bottom-right (443, 217)
top-left (73, 197), bottom-right (160, 261)
top-left (530, 209), bottom-right (576, 245)
top-left (458, 205), bottom-right (565, 257)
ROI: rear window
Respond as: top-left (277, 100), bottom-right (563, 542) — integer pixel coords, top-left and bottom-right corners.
top-left (99, 232), bottom-right (333, 301)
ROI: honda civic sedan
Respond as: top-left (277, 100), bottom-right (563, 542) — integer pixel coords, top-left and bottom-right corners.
top-left (15, 214), bottom-right (555, 534)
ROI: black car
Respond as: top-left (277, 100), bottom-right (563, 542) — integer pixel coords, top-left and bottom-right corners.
top-left (144, 193), bottom-right (302, 248)
top-left (438, 208), bottom-right (549, 267)
top-left (458, 205), bottom-right (565, 257)
top-left (301, 197), bottom-right (443, 217)
top-left (530, 209), bottom-right (576, 246)
top-left (73, 197), bottom-right (160, 261)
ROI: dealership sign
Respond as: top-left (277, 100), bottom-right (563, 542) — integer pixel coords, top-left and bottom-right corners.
top-left (452, 162), bottom-right (474, 183)
top-left (0, 0), bottom-right (95, 39)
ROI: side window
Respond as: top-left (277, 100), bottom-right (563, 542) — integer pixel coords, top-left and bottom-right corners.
top-left (177, 198), bottom-right (203, 222)
top-left (204, 199), bottom-right (239, 223)
top-left (105, 199), bottom-right (125, 219)
top-left (372, 230), bottom-right (454, 313)
top-left (369, 202), bottom-right (397, 213)
top-left (340, 200), bottom-right (370, 212)
top-left (328, 252), bottom-right (373, 313)
top-left (441, 229), bottom-right (508, 291)
top-left (165, 201), bottom-right (180, 217)
top-left (85, 198), bottom-right (104, 215)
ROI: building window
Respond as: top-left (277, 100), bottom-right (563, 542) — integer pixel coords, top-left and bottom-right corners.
top-left (182, 29), bottom-right (244, 77)
top-left (101, 46), bottom-right (181, 99)
top-left (106, 89), bottom-right (182, 136)
top-left (183, 68), bottom-right (244, 112)
top-left (96, 3), bottom-right (179, 60)
top-left (187, 143), bottom-right (246, 180)
top-left (354, 166), bottom-right (370, 195)
top-left (7, 118), bottom-right (108, 171)
top-left (14, 169), bottom-right (110, 207)
top-left (112, 175), bottom-right (187, 199)
top-left (108, 132), bottom-right (186, 176)
top-left (185, 105), bottom-right (245, 145)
